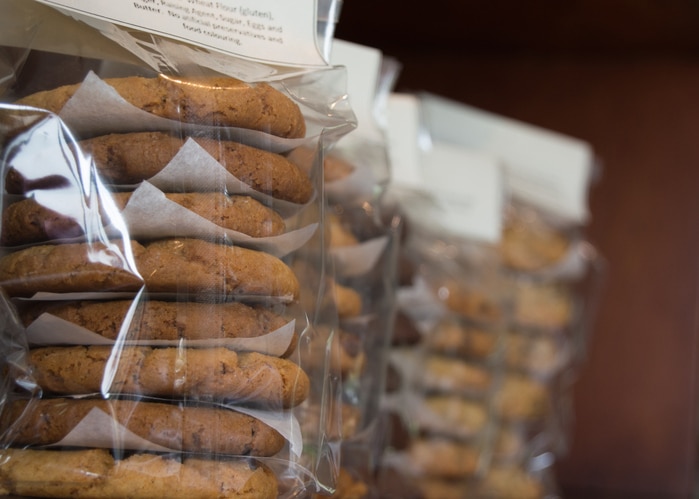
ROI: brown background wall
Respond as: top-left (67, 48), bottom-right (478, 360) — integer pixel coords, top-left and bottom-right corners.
top-left (335, 1), bottom-right (699, 497)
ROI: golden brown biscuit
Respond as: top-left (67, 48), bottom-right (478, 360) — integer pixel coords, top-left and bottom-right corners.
top-left (416, 478), bottom-right (468, 499)
top-left (0, 238), bottom-right (300, 301)
top-left (423, 395), bottom-right (488, 437)
top-left (472, 466), bottom-right (544, 499)
top-left (422, 355), bottom-right (493, 394)
top-left (15, 74), bottom-right (306, 138)
top-left (323, 154), bottom-right (356, 183)
top-left (5, 132), bottom-right (314, 204)
top-left (0, 240), bottom-right (143, 297)
top-left (293, 259), bottom-right (362, 318)
top-left (495, 374), bottom-right (550, 422)
top-left (18, 299), bottom-right (292, 343)
top-left (0, 193), bottom-right (285, 246)
top-left (513, 281), bottom-right (574, 330)
top-left (328, 213), bottom-right (359, 248)
top-left (136, 238), bottom-right (300, 300)
top-left (298, 400), bottom-right (361, 442)
top-left (302, 326), bottom-right (365, 377)
top-left (504, 331), bottom-right (564, 376)
top-left (500, 211), bottom-right (570, 271)
top-left (0, 448), bottom-right (278, 499)
top-left (1, 397), bottom-right (285, 456)
top-left (26, 345), bottom-right (309, 409)
top-left (333, 281), bottom-right (363, 318)
top-left (425, 319), bottom-right (498, 359)
top-left (286, 146), bottom-right (355, 182)
top-left (408, 438), bottom-right (479, 478)
top-left (433, 278), bottom-right (502, 324)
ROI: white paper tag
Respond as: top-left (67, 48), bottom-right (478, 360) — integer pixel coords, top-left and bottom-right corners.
top-left (419, 93), bottom-right (594, 224)
top-left (386, 93), bottom-right (423, 187)
top-left (37, 0), bottom-right (327, 68)
top-left (420, 141), bottom-right (504, 243)
top-left (331, 39), bottom-right (383, 139)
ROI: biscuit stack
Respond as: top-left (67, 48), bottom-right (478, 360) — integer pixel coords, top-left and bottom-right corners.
top-left (0, 73), bottom-right (319, 498)
top-left (400, 245), bottom-right (508, 499)
top-left (463, 202), bottom-right (599, 499)
top-left (288, 134), bottom-right (402, 496)
top-left (383, 189), bottom-right (605, 498)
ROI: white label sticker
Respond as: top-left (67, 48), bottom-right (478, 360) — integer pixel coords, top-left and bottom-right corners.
top-left (331, 39), bottom-right (383, 138)
top-left (420, 93), bottom-right (594, 224)
top-left (420, 141), bottom-right (504, 243)
top-left (386, 93), bottom-right (423, 187)
top-left (37, 0), bottom-right (326, 67)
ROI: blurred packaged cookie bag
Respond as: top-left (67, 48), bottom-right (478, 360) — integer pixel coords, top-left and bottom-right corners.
top-left (0, 1), bottom-right (358, 498)
top-left (375, 92), bottom-right (510, 499)
top-left (298, 40), bottom-right (403, 498)
top-left (417, 93), bottom-right (606, 498)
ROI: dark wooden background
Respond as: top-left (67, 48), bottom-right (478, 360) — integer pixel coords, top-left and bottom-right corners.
top-left (335, 1), bottom-right (699, 497)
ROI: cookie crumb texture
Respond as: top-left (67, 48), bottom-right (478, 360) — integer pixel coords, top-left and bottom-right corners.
top-left (27, 346), bottom-right (310, 409)
top-left (0, 238), bottom-right (300, 301)
top-left (0, 448), bottom-right (278, 499)
top-left (0, 193), bottom-right (286, 246)
top-left (18, 299), bottom-right (290, 342)
top-left (15, 74), bottom-right (306, 139)
top-left (1, 398), bottom-right (285, 456)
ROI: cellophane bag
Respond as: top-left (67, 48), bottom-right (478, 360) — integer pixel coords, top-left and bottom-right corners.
top-left (298, 40), bottom-right (402, 498)
top-left (379, 191), bottom-right (518, 499)
top-left (413, 92), bottom-right (606, 498)
top-left (0, 2), bottom-right (357, 498)
top-left (469, 197), bottom-right (606, 499)
top-left (374, 91), bottom-right (606, 499)
top-left (373, 91), bottom-right (514, 499)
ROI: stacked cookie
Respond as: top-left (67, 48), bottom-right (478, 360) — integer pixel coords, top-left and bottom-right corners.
top-left (287, 130), bottom-right (402, 497)
top-left (406, 257), bottom-right (508, 498)
top-left (0, 72), bottom-right (318, 498)
top-left (420, 202), bottom-right (599, 499)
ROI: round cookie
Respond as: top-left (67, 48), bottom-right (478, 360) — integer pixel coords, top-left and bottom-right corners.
top-left (18, 299), bottom-right (293, 344)
top-left (513, 280), bottom-right (574, 330)
top-left (422, 355), bottom-right (493, 395)
top-left (495, 374), bottom-right (550, 422)
top-left (1, 397), bottom-right (285, 456)
top-left (4, 132), bottom-right (314, 204)
top-left (500, 206), bottom-right (571, 272)
top-left (433, 278), bottom-right (503, 324)
top-left (0, 238), bottom-right (300, 301)
top-left (0, 240), bottom-right (143, 297)
top-left (425, 319), bottom-right (498, 359)
top-left (137, 238), bottom-right (300, 300)
top-left (0, 193), bottom-right (286, 246)
top-left (26, 345), bottom-right (310, 409)
top-left (421, 394), bottom-right (488, 438)
top-left (408, 437), bottom-right (479, 479)
top-left (303, 326), bottom-right (365, 377)
top-left (0, 448), bottom-right (278, 499)
top-left (15, 74), bottom-right (306, 138)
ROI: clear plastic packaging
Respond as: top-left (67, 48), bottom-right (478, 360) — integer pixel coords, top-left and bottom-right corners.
top-left (377, 90), bottom-right (605, 499)
top-left (302, 40), bottom-right (403, 498)
top-left (0, 3), bottom-right (356, 498)
top-left (375, 212), bottom-right (508, 496)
